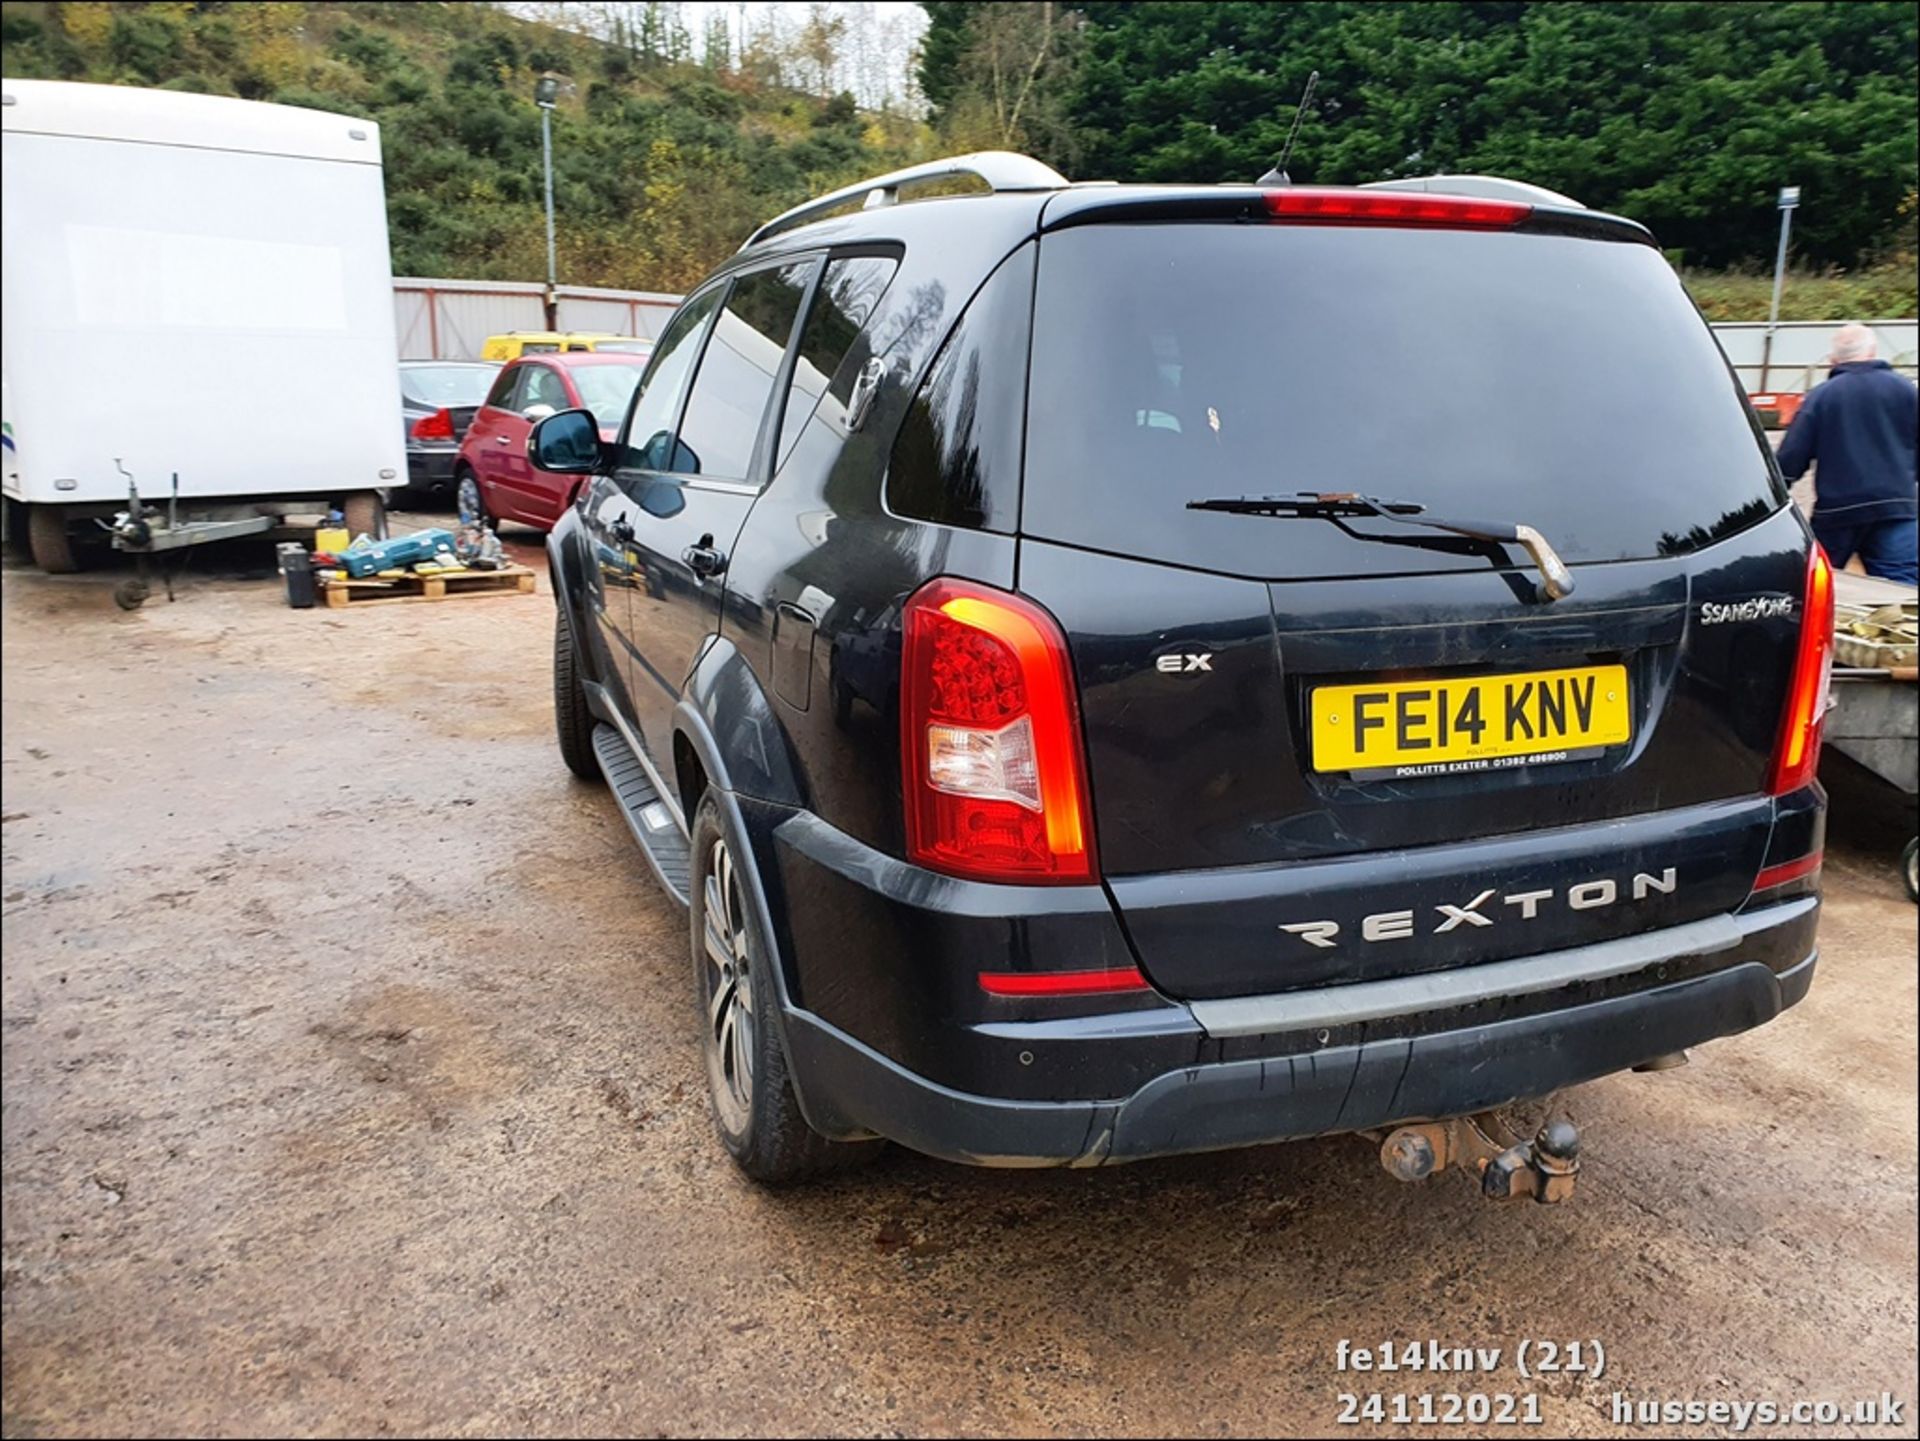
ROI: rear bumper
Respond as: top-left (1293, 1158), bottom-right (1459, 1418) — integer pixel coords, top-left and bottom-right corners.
top-left (776, 893), bottom-right (1819, 1167)
top-left (405, 447), bottom-right (459, 492)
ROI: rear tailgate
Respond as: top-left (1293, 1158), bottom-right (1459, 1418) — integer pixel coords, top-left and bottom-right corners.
top-left (1016, 207), bottom-right (1807, 999)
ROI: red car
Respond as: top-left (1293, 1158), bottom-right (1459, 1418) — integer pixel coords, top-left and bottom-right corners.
top-left (455, 352), bottom-right (649, 532)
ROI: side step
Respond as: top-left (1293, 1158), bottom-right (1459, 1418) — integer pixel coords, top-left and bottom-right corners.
top-left (592, 724), bottom-right (692, 905)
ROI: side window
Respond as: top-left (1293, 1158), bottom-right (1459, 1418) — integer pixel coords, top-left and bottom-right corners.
top-left (484, 364), bottom-right (521, 410)
top-left (886, 243), bottom-right (1034, 533)
top-left (777, 253), bottom-right (900, 468)
top-left (675, 260), bottom-right (814, 483)
top-left (620, 288), bottom-right (723, 472)
top-left (521, 365), bottom-right (570, 412)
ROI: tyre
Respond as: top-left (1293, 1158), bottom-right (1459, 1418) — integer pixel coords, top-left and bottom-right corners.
top-left (553, 606), bottom-right (601, 782)
top-left (457, 468), bottom-right (509, 534)
top-left (3, 499), bottom-right (31, 560)
top-left (26, 504), bottom-right (78, 574)
top-left (689, 792), bottom-right (882, 1183)
top-left (1903, 837), bottom-right (1918, 904)
top-left (341, 490), bottom-right (387, 542)
top-left (456, 469), bottom-right (486, 527)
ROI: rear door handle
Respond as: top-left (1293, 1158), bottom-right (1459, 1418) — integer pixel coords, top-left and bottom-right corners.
top-left (683, 541), bottom-right (727, 578)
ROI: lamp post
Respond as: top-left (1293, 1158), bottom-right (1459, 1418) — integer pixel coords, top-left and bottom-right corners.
top-left (1760, 184), bottom-right (1800, 393)
top-left (535, 74), bottom-right (560, 330)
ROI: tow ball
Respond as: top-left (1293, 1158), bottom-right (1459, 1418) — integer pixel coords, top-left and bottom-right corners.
top-left (1374, 1113), bottom-right (1581, 1204)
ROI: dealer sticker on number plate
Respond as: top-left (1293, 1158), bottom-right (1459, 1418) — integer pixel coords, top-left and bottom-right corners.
top-left (1311, 664), bottom-right (1631, 779)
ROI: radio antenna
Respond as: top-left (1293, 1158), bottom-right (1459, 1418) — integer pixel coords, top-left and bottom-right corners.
top-left (1258, 69), bottom-right (1319, 185)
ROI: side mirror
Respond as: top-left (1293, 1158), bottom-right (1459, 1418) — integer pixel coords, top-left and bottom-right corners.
top-left (522, 403), bottom-right (557, 422)
top-left (528, 408), bottom-right (601, 473)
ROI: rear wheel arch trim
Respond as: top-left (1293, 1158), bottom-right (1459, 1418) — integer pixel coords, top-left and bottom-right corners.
top-left (677, 636), bottom-right (808, 812)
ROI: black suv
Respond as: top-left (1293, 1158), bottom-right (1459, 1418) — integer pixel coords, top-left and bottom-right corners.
top-left (531, 154), bottom-right (1831, 1183)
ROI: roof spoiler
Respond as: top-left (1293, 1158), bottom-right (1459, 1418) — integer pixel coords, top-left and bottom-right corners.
top-left (1360, 175), bottom-right (1585, 209)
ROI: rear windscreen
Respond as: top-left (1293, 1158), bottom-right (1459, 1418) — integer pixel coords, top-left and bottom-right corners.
top-left (402, 366), bottom-right (498, 406)
top-left (1023, 225), bottom-right (1782, 580)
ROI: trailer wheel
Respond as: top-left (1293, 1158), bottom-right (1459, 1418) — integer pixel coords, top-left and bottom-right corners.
top-left (112, 578), bottom-right (150, 611)
top-left (26, 505), bottom-right (79, 574)
top-left (3, 499), bottom-right (31, 560)
top-left (341, 491), bottom-right (387, 543)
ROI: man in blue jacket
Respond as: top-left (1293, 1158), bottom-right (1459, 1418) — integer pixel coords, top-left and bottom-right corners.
top-left (1776, 323), bottom-right (1919, 584)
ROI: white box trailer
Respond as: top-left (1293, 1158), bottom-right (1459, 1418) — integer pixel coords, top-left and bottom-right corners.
top-left (1, 80), bottom-right (405, 572)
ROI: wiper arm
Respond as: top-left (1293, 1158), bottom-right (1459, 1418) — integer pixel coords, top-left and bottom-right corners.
top-left (1186, 491), bottom-right (1576, 601)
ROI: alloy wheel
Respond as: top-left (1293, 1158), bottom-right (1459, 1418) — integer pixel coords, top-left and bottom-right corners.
top-left (701, 836), bottom-right (755, 1132)
top-left (457, 475), bottom-right (483, 526)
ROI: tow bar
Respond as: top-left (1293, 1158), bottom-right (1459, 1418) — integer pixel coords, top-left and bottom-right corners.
top-left (1374, 1113), bottom-right (1581, 1204)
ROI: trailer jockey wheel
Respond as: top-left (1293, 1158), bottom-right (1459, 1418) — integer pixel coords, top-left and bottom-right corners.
top-left (112, 578), bottom-right (151, 611)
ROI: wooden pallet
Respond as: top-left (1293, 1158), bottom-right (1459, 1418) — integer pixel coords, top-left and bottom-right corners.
top-left (317, 564), bottom-right (537, 609)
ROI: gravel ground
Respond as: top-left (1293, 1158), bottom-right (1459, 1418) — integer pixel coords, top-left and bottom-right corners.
top-left (2, 516), bottom-right (1915, 1439)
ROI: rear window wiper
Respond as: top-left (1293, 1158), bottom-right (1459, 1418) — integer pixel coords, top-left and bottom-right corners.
top-left (1187, 491), bottom-right (1576, 601)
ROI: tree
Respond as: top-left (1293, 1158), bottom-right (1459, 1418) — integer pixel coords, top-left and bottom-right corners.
top-left (798, 3), bottom-right (845, 97)
top-left (700, 10), bottom-right (730, 71)
top-left (1061, 0), bottom-right (1918, 266)
top-left (919, 1), bottom-right (1083, 167)
top-left (917, 0), bottom-right (971, 119)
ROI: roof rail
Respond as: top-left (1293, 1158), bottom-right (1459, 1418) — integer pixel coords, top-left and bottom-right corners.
top-left (740, 151), bottom-right (1069, 250)
top-left (1359, 174), bottom-right (1584, 209)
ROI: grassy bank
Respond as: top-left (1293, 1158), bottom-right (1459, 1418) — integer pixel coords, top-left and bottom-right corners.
top-left (1680, 262), bottom-right (1917, 322)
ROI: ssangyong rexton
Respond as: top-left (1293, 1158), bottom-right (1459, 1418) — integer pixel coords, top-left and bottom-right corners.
top-left (529, 155), bottom-right (1831, 1185)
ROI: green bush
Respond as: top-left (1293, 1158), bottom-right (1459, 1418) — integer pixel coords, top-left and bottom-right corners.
top-left (106, 10), bottom-right (184, 83)
top-left (158, 72), bottom-right (231, 97)
top-left (446, 34), bottom-right (519, 90)
top-left (331, 22), bottom-right (401, 77)
top-left (194, 18), bottom-right (237, 67)
top-left (666, 74), bottom-right (743, 122)
top-left (378, 65), bottom-right (432, 106)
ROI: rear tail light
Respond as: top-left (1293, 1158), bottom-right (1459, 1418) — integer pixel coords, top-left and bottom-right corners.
top-left (1264, 188), bottom-right (1530, 229)
top-left (901, 578), bottom-right (1097, 883)
top-left (410, 407), bottom-right (455, 441)
top-left (1767, 546), bottom-right (1835, 795)
top-left (1752, 850), bottom-right (1823, 893)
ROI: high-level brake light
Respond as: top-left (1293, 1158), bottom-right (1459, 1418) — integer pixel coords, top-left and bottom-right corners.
top-left (1263, 189), bottom-right (1531, 229)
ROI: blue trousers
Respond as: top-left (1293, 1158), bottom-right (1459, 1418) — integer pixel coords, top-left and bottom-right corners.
top-left (1810, 514), bottom-right (1918, 586)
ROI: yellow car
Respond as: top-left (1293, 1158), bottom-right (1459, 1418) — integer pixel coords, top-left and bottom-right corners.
top-left (479, 331), bottom-right (654, 361)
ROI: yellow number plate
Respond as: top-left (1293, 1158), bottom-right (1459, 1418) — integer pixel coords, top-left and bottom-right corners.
top-left (1311, 665), bottom-right (1631, 777)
